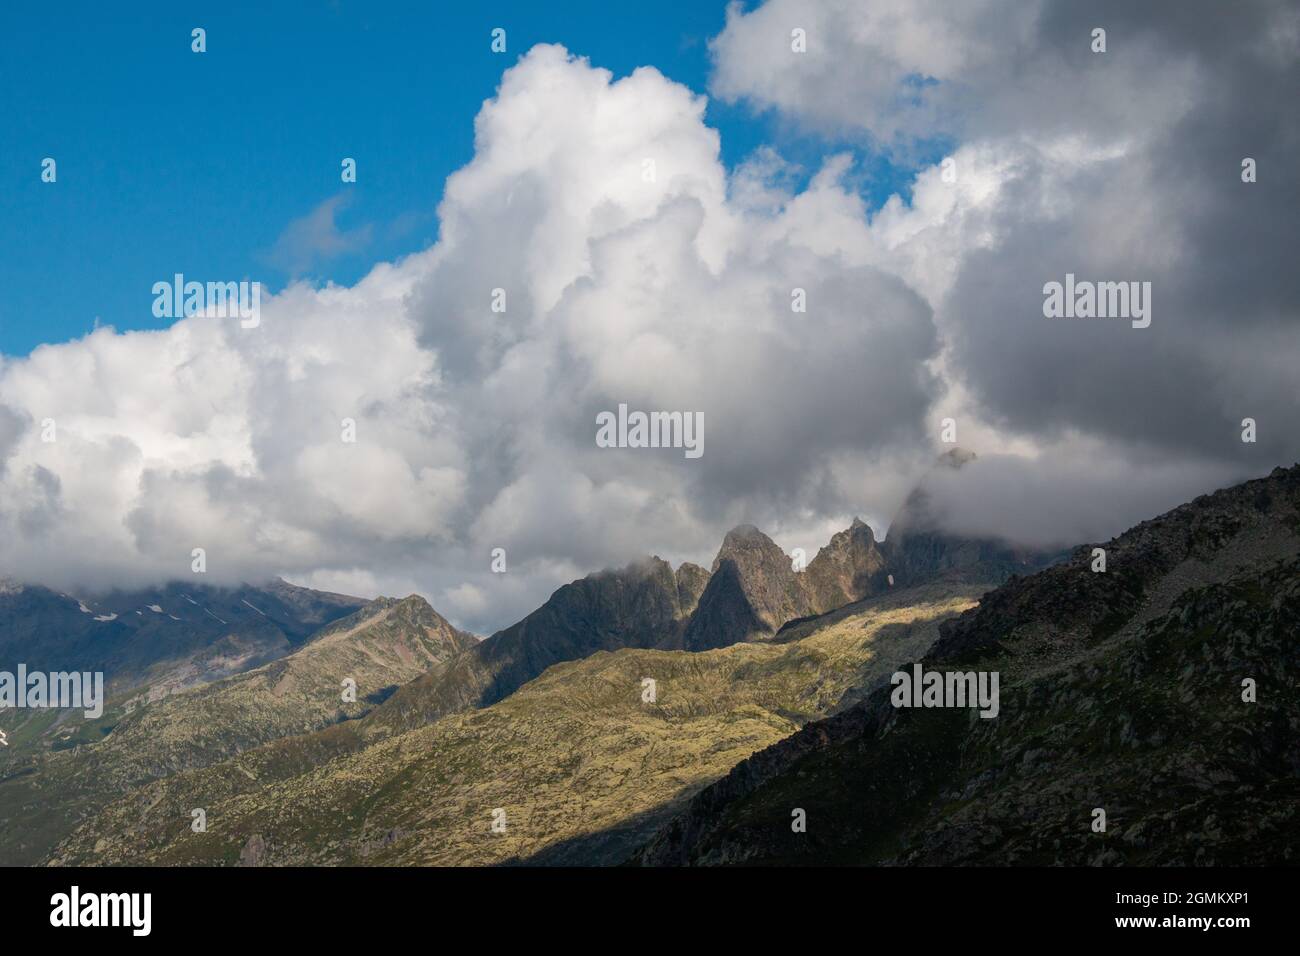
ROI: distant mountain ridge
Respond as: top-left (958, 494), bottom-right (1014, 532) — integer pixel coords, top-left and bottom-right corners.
top-left (0, 592), bottom-right (472, 865)
top-left (45, 581), bottom-right (986, 866)
top-left (684, 451), bottom-right (1055, 651)
top-left (0, 577), bottom-right (366, 709)
top-left (683, 520), bottom-right (887, 650)
top-left (882, 449), bottom-right (1056, 589)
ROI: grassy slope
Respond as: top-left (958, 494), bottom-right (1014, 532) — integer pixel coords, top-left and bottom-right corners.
top-left (47, 584), bottom-right (982, 866)
top-left (0, 596), bottom-right (472, 865)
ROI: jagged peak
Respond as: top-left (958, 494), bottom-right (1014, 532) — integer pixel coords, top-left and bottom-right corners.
top-left (391, 594), bottom-right (466, 629)
top-left (709, 525), bottom-right (785, 575)
top-left (719, 524), bottom-right (778, 550)
top-left (841, 517), bottom-right (878, 542)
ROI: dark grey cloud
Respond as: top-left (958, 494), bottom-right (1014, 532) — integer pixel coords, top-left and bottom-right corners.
top-left (941, 0), bottom-right (1299, 466)
top-left (712, 0), bottom-right (1299, 548)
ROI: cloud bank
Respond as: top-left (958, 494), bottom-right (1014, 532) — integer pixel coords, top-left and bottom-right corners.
top-left (2, 3), bottom-right (1296, 634)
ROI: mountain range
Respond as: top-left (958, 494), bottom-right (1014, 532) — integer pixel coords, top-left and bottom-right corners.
top-left (2, 456), bottom-right (1295, 866)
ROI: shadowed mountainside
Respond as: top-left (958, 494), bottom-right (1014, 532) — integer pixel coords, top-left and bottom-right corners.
top-left (634, 464), bottom-right (1300, 865)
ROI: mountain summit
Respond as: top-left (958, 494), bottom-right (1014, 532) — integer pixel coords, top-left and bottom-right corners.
top-left (370, 556), bottom-right (707, 733)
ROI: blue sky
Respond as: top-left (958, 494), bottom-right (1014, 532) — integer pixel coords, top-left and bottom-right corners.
top-left (0, 0), bottom-right (933, 357)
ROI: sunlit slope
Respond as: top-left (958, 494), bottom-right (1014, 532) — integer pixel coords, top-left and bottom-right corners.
top-left (48, 585), bottom-right (981, 866)
top-left (0, 595), bottom-right (472, 865)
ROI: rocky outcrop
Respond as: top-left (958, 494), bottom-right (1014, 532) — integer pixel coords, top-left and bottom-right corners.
top-left (804, 517), bottom-right (889, 611)
top-left (683, 526), bottom-right (802, 650)
top-left (683, 520), bottom-right (893, 651)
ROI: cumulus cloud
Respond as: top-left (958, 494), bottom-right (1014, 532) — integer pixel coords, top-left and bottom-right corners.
top-left (713, 0), bottom-right (1300, 505)
top-left (2, 7), bottom-right (1295, 634)
top-left (0, 45), bottom-right (944, 632)
top-left (0, 261), bottom-right (452, 590)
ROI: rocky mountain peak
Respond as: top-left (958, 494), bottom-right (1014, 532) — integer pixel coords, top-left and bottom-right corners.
top-left (803, 518), bottom-right (887, 612)
top-left (674, 561), bottom-right (710, 614)
top-left (685, 525), bottom-right (804, 650)
top-left (713, 524), bottom-right (781, 565)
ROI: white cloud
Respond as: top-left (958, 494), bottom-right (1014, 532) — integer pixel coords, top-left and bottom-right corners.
top-left (3, 10), bottom-right (1295, 636)
top-left (0, 45), bottom-right (943, 633)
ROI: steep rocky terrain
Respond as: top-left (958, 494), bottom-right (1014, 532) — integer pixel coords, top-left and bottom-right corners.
top-left (682, 525), bottom-right (810, 650)
top-left (368, 557), bottom-right (708, 734)
top-left (803, 518), bottom-right (891, 612)
top-left (44, 583), bottom-right (983, 866)
top-left (683, 473), bottom-right (1050, 652)
top-left (683, 519), bottom-right (894, 650)
top-left (0, 458), bottom-right (1082, 867)
top-left (634, 465), bottom-right (1300, 865)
